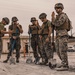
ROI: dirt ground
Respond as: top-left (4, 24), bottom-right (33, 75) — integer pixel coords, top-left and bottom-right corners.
top-left (0, 52), bottom-right (75, 75)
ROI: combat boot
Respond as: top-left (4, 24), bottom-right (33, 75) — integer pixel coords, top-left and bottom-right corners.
top-left (3, 57), bottom-right (9, 63)
top-left (55, 65), bottom-right (69, 71)
top-left (55, 66), bottom-right (69, 71)
top-left (45, 58), bottom-right (49, 66)
top-left (34, 57), bottom-right (40, 65)
top-left (39, 58), bottom-right (48, 65)
top-left (39, 61), bottom-right (46, 65)
top-left (16, 59), bottom-right (19, 63)
top-left (3, 59), bottom-right (9, 63)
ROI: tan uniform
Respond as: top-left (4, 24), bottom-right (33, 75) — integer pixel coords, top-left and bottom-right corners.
top-left (39, 20), bottom-right (53, 63)
top-left (52, 12), bottom-right (69, 67)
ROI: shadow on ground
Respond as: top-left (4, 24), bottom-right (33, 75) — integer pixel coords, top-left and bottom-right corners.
top-left (68, 65), bottom-right (75, 72)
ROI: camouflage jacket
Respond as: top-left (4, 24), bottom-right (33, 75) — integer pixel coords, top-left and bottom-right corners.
top-left (52, 12), bottom-right (68, 37)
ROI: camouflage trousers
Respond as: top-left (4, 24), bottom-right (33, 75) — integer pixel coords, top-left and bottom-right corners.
top-left (31, 35), bottom-right (40, 59)
top-left (55, 36), bottom-right (68, 67)
top-left (38, 35), bottom-right (53, 60)
top-left (0, 37), bottom-right (3, 58)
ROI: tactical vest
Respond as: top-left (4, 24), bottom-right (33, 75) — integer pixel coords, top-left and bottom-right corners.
top-left (9, 24), bottom-right (21, 37)
top-left (39, 20), bottom-right (50, 35)
top-left (29, 25), bottom-right (39, 35)
top-left (55, 13), bottom-right (72, 31)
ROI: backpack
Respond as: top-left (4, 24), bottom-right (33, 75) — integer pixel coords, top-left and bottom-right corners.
top-left (65, 13), bottom-right (72, 31)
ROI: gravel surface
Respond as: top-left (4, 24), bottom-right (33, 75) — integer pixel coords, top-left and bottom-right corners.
top-left (0, 52), bottom-right (75, 75)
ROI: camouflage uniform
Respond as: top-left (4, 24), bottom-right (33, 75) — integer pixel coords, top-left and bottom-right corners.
top-left (38, 37), bottom-right (43, 58)
top-left (52, 12), bottom-right (69, 67)
top-left (28, 24), bottom-right (40, 61)
top-left (0, 17), bottom-right (9, 58)
top-left (39, 20), bottom-right (53, 64)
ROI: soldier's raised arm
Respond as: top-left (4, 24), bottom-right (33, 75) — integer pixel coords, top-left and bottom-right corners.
top-left (54, 14), bottom-right (67, 27)
top-left (17, 24), bottom-right (23, 33)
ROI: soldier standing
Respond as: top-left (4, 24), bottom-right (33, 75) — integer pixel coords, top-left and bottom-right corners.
top-left (0, 17), bottom-right (9, 58)
top-left (51, 3), bottom-right (69, 71)
top-left (3, 16), bottom-right (23, 63)
top-left (28, 17), bottom-right (40, 64)
top-left (39, 13), bottom-right (53, 66)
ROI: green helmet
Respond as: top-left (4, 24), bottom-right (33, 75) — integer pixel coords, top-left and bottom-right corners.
top-left (55, 3), bottom-right (64, 10)
top-left (39, 13), bottom-right (47, 19)
top-left (12, 16), bottom-right (18, 22)
top-left (3, 17), bottom-right (10, 24)
top-left (31, 17), bottom-right (36, 22)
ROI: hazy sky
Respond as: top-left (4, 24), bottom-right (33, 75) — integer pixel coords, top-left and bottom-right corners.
top-left (0, 0), bottom-right (75, 36)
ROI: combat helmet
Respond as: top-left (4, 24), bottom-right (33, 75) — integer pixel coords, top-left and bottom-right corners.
top-left (2, 17), bottom-right (10, 24)
top-left (12, 16), bottom-right (18, 22)
top-left (55, 3), bottom-right (64, 10)
top-left (31, 17), bottom-right (37, 22)
top-left (39, 13), bottom-right (47, 19)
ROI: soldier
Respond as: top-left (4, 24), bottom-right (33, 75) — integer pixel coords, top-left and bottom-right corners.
top-left (28, 17), bottom-right (40, 64)
top-left (0, 17), bottom-right (9, 58)
top-left (39, 13), bottom-right (53, 66)
top-left (3, 16), bottom-right (23, 63)
top-left (51, 3), bottom-right (69, 71)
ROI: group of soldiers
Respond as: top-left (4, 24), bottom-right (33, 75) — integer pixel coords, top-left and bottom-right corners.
top-left (28, 3), bottom-right (71, 71)
top-left (0, 16), bottom-right (23, 63)
top-left (0, 3), bottom-right (71, 71)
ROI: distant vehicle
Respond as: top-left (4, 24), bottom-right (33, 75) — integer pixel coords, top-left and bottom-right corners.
top-left (68, 46), bottom-right (74, 50)
top-left (68, 45), bottom-right (75, 52)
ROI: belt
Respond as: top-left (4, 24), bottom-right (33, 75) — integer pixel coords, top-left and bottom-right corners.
top-left (42, 34), bottom-right (48, 36)
top-left (32, 34), bottom-right (39, 36)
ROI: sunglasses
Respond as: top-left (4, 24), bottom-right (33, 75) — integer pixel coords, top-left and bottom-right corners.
top-left (55, 7), bottom-right (62, 9)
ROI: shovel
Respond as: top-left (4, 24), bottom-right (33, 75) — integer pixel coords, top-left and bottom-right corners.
top-left (26, 33), bottom-right (33, 64)
top-left (26, 46), bottom-right (33, 64)
top-left (9, 51), bottom-right (16, 65)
